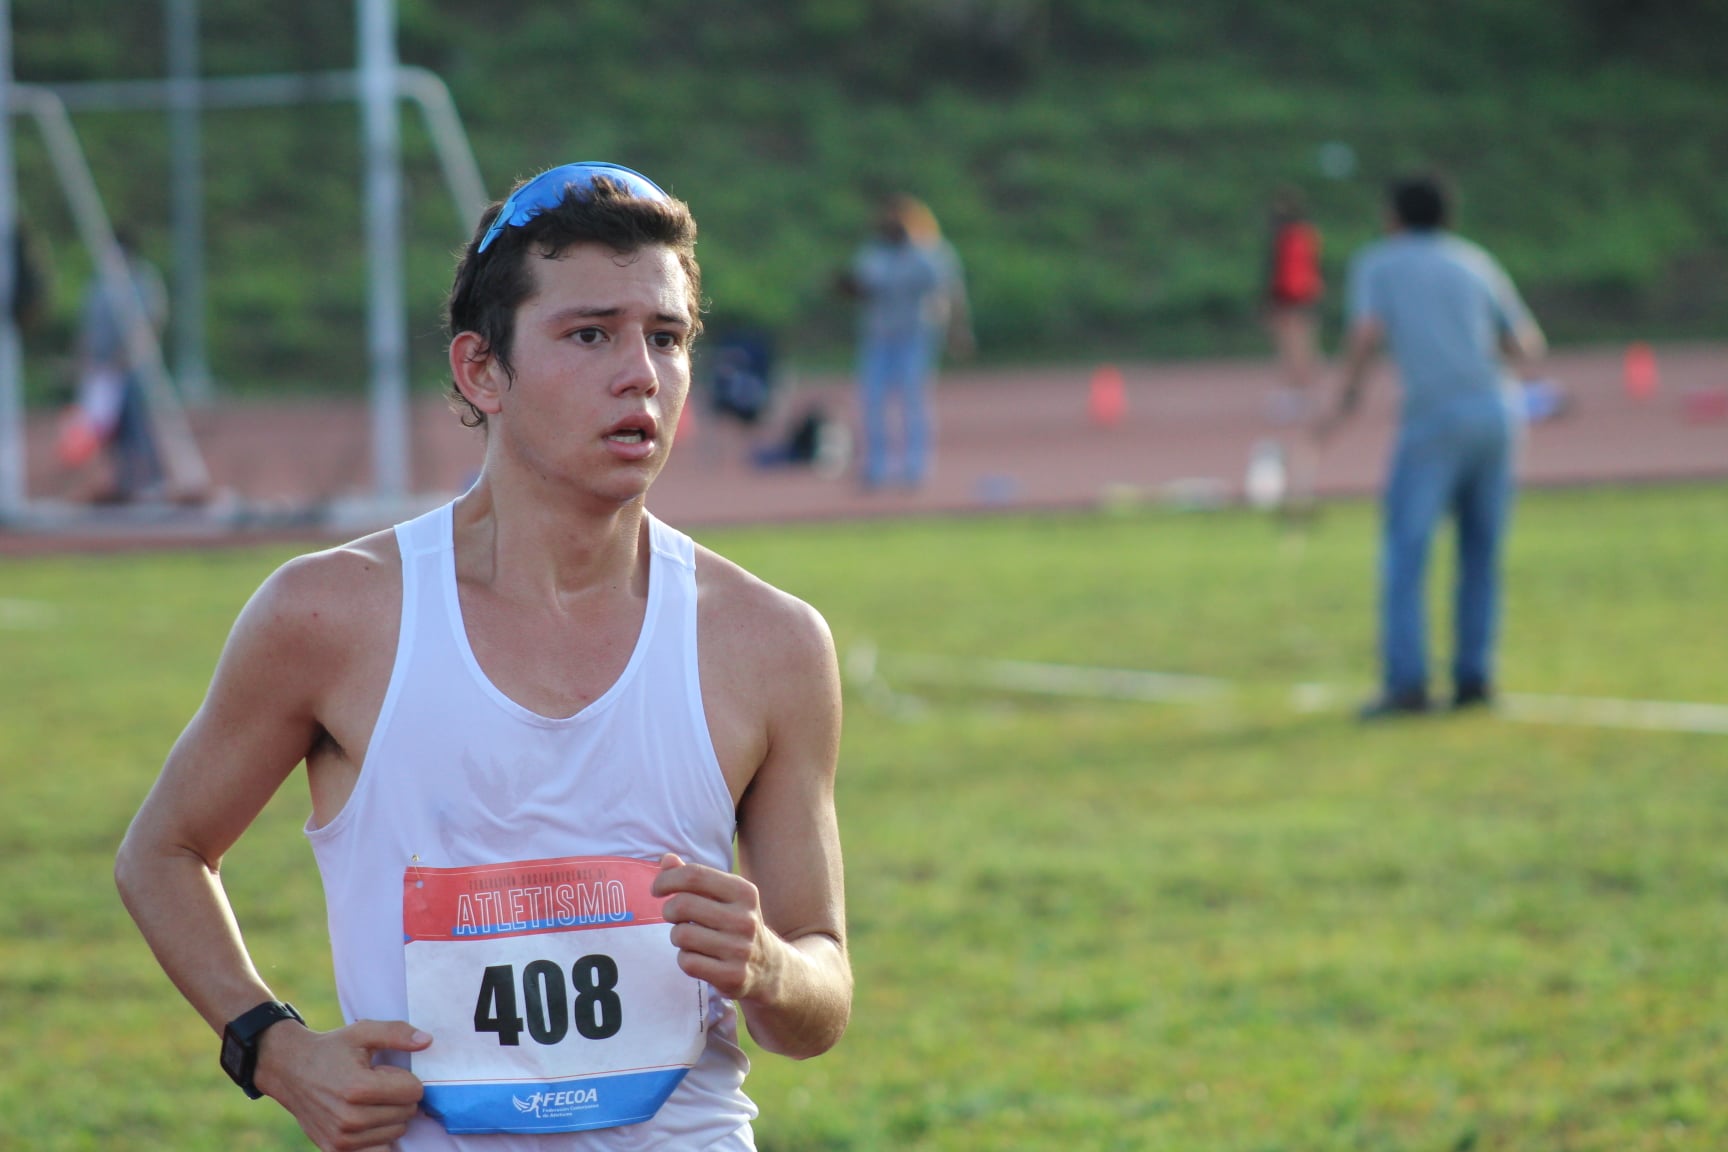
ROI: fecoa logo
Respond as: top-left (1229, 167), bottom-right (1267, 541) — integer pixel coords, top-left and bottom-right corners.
top-left (512, 1088), bottom-right (600, 1118)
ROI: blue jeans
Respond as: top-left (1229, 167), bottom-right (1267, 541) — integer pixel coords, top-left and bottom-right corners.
top-left (1379, 405), bottom-right (1516, 699)
top-left (112, 375), bottom-right (164, 499)
top-left (858, 329), bottom-right (935, 487)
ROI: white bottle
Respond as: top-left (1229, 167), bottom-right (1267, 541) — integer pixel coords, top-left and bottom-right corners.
top-left (1245, 438), bottom-right (1288, 511)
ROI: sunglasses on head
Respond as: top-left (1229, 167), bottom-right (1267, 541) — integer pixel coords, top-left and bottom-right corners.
top-left (476, 162), bottom-right (670, 253)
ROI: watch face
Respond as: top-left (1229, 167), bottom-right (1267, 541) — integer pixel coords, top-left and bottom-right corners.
top-left (221, 1031), bottom-right (246, 1079)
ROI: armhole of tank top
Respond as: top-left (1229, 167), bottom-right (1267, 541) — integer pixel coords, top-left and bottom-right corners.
top-left (666, 527), bottom-right (740, 831)
top-left (304, 518), bottom-right (420, 844)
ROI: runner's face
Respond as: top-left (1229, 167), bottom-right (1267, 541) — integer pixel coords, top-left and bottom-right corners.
top-left (495, 242), bottom-right (692, 501)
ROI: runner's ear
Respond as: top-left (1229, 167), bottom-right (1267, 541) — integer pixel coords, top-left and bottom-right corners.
top-left (450, 331), bottom-right (506, 418)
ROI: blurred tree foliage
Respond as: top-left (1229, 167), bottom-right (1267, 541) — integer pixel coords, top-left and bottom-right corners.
top-left (9, 0), bottom-right (1728, 396)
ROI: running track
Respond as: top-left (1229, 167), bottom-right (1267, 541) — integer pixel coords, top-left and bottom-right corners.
top-left (4, 343), bottom-right (1724, 555)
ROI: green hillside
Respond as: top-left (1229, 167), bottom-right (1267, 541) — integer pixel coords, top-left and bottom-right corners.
top-left (12, 0), bottom-right (1728, 397)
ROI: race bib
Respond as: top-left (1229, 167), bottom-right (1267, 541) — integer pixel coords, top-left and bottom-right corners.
top-left (403, 856), bottom-right (707, 1135)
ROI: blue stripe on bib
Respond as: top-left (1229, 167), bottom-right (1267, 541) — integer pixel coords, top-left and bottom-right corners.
top-left (424, 1066), bottom-right (691, 1135)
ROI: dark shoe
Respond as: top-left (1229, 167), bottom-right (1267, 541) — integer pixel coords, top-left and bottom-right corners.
top-left (1357, 690), bottom-right (1431, 721)
top-left (1452, 684), bottom-right (1494, 711)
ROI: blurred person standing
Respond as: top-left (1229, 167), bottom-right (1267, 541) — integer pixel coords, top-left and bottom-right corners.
top-left (899, 196), bottom-right (974, 365)
top-left (1262, 187), bottom-right (1324, 423)
top-left (1316, 174), bottom-right (1546, 718)
top-left (76, 227), bottom-right (169, 502)
top-left (840, 195), bottom-right (971, 490)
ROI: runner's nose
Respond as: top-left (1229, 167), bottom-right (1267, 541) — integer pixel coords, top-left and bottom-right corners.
top-left (611, 334), bottom-right (659, 397)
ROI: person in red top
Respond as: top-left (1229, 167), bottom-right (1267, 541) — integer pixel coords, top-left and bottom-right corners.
top-left (1263, 187), bottom-right (1325, 423)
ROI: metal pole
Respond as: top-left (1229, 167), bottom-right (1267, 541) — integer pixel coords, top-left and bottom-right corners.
top-left (42, 69), bottom-right (487, 240)
top-left (359, 0), bottom-right (408, 502)
top-left (166, 0), bottom-right (211, 404)
top-left (397, 66), bottom-right (488, 227)
top-left (0, 0), bottom-right (23, 518)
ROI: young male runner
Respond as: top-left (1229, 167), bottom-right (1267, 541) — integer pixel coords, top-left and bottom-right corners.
top-left (116, 162), bottom-right (850, 1150)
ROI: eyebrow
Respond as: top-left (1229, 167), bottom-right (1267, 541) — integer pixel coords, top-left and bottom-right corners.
top-left (543, 305), bottom-right (691, 329)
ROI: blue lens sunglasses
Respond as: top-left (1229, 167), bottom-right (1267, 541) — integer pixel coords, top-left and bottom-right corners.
top-left (476, 161), bottom-right (670, 253)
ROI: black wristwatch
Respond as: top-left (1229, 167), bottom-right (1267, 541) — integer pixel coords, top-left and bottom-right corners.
top-left (220, 1000), bottom-right (305, 1099)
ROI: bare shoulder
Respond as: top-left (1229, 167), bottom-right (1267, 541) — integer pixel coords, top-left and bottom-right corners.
top-left (228, 527), bottom-right (401, 670)
top-left (130, 531), bottom-right (405, 866)
top-left (693, 540), bottom-right (842, 808)
top-left (692, 542), bottom-right (837, 681)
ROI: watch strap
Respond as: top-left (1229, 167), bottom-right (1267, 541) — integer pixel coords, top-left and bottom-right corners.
top-left (221, 1000), bottom-right (304, 1099)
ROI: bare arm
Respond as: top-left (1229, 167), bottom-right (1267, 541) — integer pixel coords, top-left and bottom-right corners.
top-left (115, 547), bottom-right (427, 1151)
top-left (656, 579), bottom-right (850, 1059)
top-left (1501, 314), bottom-right (1547, 379)
top-left (944, 269), bottom-right (976, 361)
top-left (732, 595), bottom-right (849, 1056)
top-left (117, 555), bottom-right (331, 1030)
top-left (1315, 315), bottom-right (1382, 442)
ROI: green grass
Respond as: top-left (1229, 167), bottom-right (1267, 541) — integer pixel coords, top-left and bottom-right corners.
top-left (1, 483), bottom-right (1725, 1150)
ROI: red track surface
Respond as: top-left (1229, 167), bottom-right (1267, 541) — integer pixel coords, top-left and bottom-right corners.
top-left (5, 343), bottom-right (1725, 556)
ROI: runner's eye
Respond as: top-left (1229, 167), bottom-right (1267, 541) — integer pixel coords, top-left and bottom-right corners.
top-left (572, 327), bottom-right (607, 345)
top-left (649, 331), bottom-right (684, 351)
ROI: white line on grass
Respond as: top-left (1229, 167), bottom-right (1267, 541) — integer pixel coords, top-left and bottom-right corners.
top-left (0, 599), bottom-right (57, 629)
top-left (853, 648), bottom-right (1728, 737)
top-left (885, 651), bottom-right (1230, 703)
top-left (1499, 693), bottom-right (1728, 735)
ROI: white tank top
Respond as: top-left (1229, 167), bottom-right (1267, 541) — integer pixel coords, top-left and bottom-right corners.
top-left (306, 503), bottom-right (758, 1150)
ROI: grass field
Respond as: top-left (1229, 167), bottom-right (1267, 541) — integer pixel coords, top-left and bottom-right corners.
top-left (1, 483), bottom-right (1725, 1151)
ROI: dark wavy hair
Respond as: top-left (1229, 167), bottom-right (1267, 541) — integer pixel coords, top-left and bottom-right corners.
top-left (1390, 174), bottom-right (1449, 232)
top-left (444, 176), bottom-right (703, 428)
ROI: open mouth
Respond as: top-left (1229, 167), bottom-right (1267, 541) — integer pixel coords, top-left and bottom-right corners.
top-left (605, 429), bottom-right (647, 444)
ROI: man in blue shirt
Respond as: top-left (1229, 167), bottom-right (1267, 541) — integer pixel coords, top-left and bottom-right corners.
top-left (1318, 176), bottom-right (1546, 718)
top-left (841, 196), bottom-right (970, 490)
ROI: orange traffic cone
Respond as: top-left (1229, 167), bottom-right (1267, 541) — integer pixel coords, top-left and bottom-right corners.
top-left (1089, 364), bottom-right (1126, 427)
top-left (1623, 342), bottom-right (1659, 400)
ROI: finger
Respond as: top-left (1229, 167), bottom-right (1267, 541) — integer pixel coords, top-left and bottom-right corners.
top-left (333, 1114), bottom-right (416, 1152)
top-left (347, 1018), bottom-right (433, 1055)
top-left (349, 1063), bottom-right (427, 1108)
top-left (652, 851), bottom-right (687, 886)
top-left (651, 852), bottom-right (686, 895)
top-left (335, 1098), bottom-right (422, 1137)
top-left (662, 887), bottom-right (757, 934)
top-left (659, 889), bottom-right (713, 934)
top-left (669, 918), bottom-right (752, 963)
top-left (655, 862), bottom-right (753, 904)
top-left (672, 947), bottom-right (749, 997)
top-left (652, 853), bottom-right (706, 898)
